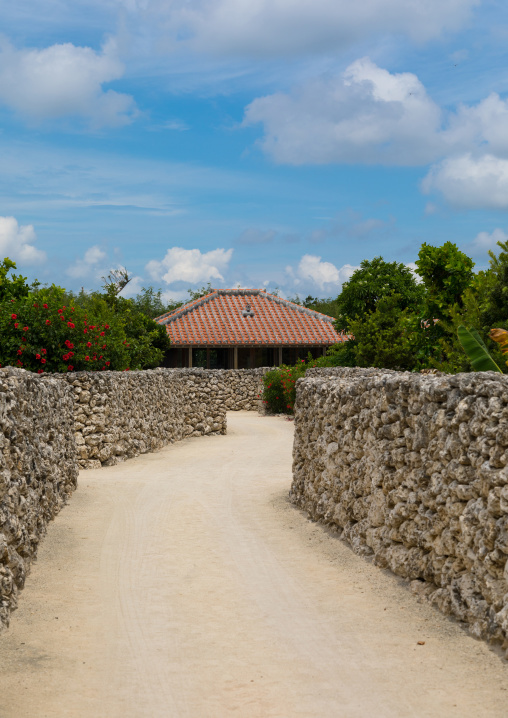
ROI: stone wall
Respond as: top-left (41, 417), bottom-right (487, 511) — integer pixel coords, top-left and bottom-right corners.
top-left (0, 368), bottom-right (77, 630)
top-left (0, 366), bottom-right (263, 628)
top-left (218, 368), bottom-right (266, 411)
top-left (291, 367), bottom-right (508, 651)
top-left (62, 368), bottom-right (264, 470)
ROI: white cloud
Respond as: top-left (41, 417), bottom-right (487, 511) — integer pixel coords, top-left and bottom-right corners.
top-left (422, 154), bottom-right (508, 209)
top-left (66, 244), bottom-right (107, 279)
top-left (118, 0), bottom-right (478, 57)
top-left (244, 60), bottom-right (508, 170)
top-left (160, 288), bottom-right (190, 304)
top-left (0, 38), bottom-right (136, 127)
top-left (243, 57), bottom-right (508, 209)
top-left (469, 228), bottom-right (508, 253)
top-left (146, 247), bottom-right (233, 284)
top-left (287, 254), bottom-right (358, 291)
top-left (0, 216), bottom-right (46, 264)
top-left (243, 58), bottom-right (443, 165)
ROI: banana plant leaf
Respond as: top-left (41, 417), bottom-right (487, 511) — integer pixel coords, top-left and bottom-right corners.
top-left (457, 325), bottom-right (502, 372)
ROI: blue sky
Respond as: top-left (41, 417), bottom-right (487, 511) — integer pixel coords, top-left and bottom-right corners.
top-left (1, 0), bottom-right (508, 301)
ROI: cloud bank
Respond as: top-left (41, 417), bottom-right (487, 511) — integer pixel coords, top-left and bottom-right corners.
top-left (0, 38), bottom-right (136, 127)
top-left (0, 216), bottom-right (46, 264)
top-left (146, 247), bottom-right (234, 285)
top-left (244, 57), bottom-right (508, 208)
top-left (118, 0), bottom-right (479, 57)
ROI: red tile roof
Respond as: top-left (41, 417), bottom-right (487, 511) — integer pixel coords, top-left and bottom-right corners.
top-left (156, 288), bottom-right (346, 347)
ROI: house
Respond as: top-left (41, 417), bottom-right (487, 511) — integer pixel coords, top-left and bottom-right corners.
top-left (155, 288), bottom-right (346, 369)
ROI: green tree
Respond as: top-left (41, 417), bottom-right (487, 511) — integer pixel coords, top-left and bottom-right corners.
top-left (349, 293), bottom-right (422, 370)
top-left (415, 242), bottom-right (474, 322)
top-left (480, 239), bottom-right (508, 331)
top-left (335, 257), bottom-right (423, 331)
top-left (131, 286), bottom-right (182, 319)
top-left (0, 258), bottom-right (33, 301)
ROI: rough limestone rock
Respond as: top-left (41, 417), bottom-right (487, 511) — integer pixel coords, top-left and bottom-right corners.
top-left (0, 366), bottom-right (264, 630)
top-left (62, 368), bottom-right (265, 469)
top-left (0, 368), bottom-right (77, 630)
top-left (291, 367), bottom-right (508, 652)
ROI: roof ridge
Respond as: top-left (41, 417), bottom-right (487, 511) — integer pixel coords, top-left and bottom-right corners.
top-left (155, 287), bottom-right (336, 324)
top-left (156, 290), bottom-right (219, 323)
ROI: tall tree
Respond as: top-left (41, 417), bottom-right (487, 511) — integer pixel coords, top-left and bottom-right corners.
top-left (415, 242), bottom-right (474, 322)
top-left (335, 256), bottom-right (423, 331)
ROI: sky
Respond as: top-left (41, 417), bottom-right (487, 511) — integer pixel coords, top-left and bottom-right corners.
top-left (1, 0), bottom-right (508, 302)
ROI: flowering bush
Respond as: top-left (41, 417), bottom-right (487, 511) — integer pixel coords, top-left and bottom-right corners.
top-left (0, 286), bottom-right (131, 373)
top-left (262, 368), bottom-right (287, 414)
top-left (262, 361), bottom-right (308, 414)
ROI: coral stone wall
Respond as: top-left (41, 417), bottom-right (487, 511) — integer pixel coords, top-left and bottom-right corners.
top-left (0, 368), bottom-right (78, 630)
top-left (291, 367), bottom-right (508, 649)
top-left (218, 368), bottom-right (266, 411)
top-left (62, 368), bottom-right (264, 470)
top-left (0, 366), bottom-right (263, 628)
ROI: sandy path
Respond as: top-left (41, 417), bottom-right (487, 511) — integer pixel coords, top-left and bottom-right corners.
top-left (1, 411), bottom-right (508, 717)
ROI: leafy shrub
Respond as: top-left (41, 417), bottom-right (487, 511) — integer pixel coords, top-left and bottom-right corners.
top-left (349, 293), bottom-right (422, 370)
top-left (262, 368), bottom-right (287, 414)
top-left (262, 360), bottom-right (312, 414)
top-left (313, 341), bottom-right (356, 367)
top-left (0, 286), bottom-right (132, 373)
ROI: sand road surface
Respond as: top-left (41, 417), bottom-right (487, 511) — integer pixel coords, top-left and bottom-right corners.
top-left (1, 411), bottom-right (508, 717)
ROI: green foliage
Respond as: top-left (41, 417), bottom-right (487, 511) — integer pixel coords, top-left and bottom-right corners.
top-left (348, 293), bottom-right (422, 370)
top-left (262, 362), bottom-right (309, 414)
top-left (288, 294), bottom-right (341, 318)
top-left (457, 325), bottom-right (501, 373)
top-left (0, 286), bottom-right (131, 373)
top-left (480, 239), bottom-right (508, 331)
top-left (313, 341), bottom-right (356, 367)
top-left (74, 289), bottom-right (171, 369)
top-left (131, 286), bottom-right (182, 319)
top-left (0, 258), bottom-right (32, 302)
top-left (187, 283), bottom-right (214, 301)
top-left (335, 257), bottom-right (423, 331)
top-left (415, 242), bottom-right (474, 322)
top-left (262, 368), bottom-right (288, 414)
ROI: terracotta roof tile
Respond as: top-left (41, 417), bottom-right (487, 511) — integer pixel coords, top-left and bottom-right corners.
top-left (155, 288), bottom-right (346, 347)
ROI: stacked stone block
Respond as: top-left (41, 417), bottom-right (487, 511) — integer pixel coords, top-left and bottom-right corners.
top-left (291, 367), bottom-right (508, 650)
top-left (0, 368), bottom-right (77, 629)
